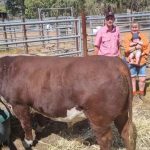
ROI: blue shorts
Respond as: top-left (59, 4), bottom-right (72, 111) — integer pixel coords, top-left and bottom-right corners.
top-left (128, 64), bottom-right (146, 77)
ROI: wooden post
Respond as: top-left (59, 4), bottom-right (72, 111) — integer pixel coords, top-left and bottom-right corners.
top-left (38, 8), bottom-right (45, 48)
top-left (2, 14), bottom-right (9, 51)
top-left (22, 17), bottom-right (28, 54)
top-left (21, 0), bottom-right (28, 53)
top-left (75, 19), bottom-right (79, 55)
top-left (81, 11), bottom-right (88, 57)
top-left (56, 16), bottom-right (59, 49)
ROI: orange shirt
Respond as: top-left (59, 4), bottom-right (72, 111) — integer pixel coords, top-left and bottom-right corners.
top-left (123, 32), bottom-right (150, 65)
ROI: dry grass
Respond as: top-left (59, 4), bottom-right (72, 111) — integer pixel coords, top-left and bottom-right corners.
top-left (132, 93), bottom-right (150, 150)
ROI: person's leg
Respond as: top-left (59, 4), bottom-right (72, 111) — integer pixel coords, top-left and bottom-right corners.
top-left (138, 65), bottom-right (146, 100)
top-left (138, 76), bottom-right (146, 100)
top-left (132, 77), bottom-right (137, 95)
top-left (129, 64), bottom-right (137, 95)
top-left (139, 76), bottom-right (146, 94)
top-left (135, 50), bottom-right (141, 65)
top-left (129, 53), bottom-right (134, 64)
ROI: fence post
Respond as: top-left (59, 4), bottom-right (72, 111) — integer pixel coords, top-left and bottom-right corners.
top-left (38, 8), bottom-right (45, 48)
top-left (81, 11), bottom-right (88, 57)
top-left (22, 17), bottom-right (28, 54)
top-left (2, 15), bottom-right (9, 51)
top-left (75, 18), bottom-right (79, 55)
top-left (56, 16), bottom-right (59, 49)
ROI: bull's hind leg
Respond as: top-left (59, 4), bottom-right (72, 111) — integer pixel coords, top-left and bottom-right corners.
top-left (87, 115), bottom-right (112, 150)
top-left (93, 125), bottom-right (112, 150)
top-left (12, 104), bottom-right (33, 148)
top-left (114, 111), bottom-right (135, 150)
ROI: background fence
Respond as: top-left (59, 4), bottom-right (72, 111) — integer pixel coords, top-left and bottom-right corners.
top-left (86, 12), bottom-right (150, 53)
top-left (0, 11), bottom-right (150, 56)
top-left (0, 18), bottom-right (82, 56)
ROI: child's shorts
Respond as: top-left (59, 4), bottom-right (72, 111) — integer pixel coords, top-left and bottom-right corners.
top-left (128, 64), bottom-right (146, 77)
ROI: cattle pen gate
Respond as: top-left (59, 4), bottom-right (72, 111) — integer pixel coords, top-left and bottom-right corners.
top-left (0, 11), bottom-right (150, 56)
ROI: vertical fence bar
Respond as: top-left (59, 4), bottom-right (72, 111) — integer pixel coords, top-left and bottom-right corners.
top-left (81, 11), bottom-right (88, 57)
top-left (38, 8), bottom-right (45, 48)
top-left (13, 27), bottom-right (17, 47)
top-left (78, 19), bottom-right (82, 56)
top-left (75, 19), bottom-right (79, 55)
top-left (2, 16), bottom-right (9, 50)
top-left (56, 16), bottom-right (59, 49)
top-left (22, 17), bottom-right (28, 53)
top-left (130, 0), bottom-right (133, 22)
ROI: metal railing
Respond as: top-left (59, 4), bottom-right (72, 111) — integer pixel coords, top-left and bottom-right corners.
top-left (86, 12), bottom-right (150, 52)
top-left (0, 12), bottom-right (150, 56)
top-left (0, 18), bottom-right (82, 56)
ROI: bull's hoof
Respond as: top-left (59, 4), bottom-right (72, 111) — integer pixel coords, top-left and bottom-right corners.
top-left (22, 139), bottom-right (33, 149)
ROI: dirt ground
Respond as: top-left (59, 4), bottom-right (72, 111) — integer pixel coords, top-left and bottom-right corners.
top-left (1, 65), bottom-right (150, 150)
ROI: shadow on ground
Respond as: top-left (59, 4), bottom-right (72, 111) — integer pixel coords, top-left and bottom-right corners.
top-left (2, 112), bottom-right (125, 150)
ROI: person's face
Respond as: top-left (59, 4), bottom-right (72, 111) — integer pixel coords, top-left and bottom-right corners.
top-left (105, 16), bottom-right (115, 27)
top-left (131, 23), bottom-right (139, 33)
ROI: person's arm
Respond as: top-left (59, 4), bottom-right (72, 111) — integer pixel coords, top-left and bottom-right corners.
top-left (94, 29), bottom-right (102, 55)
top-left (122, 33), bottom-right (132, 55)
top-left (135, 44), bottom-right (142, 50)
top-left (94, 46), bottom-right (99, 55)
top-left (140, 33), bottom-right (149, 55)
top-left (138, 40), bottom-right (143, 45)
top-left (129, 46), bottom-right (136, 53)
top-left (130, 42), bottom-right (137, 47)
top-left (117, 28), bottom-right (122, 57)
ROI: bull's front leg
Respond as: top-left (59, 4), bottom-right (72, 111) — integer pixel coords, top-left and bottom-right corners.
top-left (12, 104), bottom-right (33, 148)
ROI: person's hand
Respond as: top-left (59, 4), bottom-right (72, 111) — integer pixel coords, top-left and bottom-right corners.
top-left (130, 42), bottom-right (137, 46)
top-left (138, 41), bottom-right (143, 45)
top-left (94, 46), bottom-right (99, 55)
top-left (141, 52), bottom-right (145, 56)
top-left (129, 47), bottom-right (135, 52)
top-left (135, 44), bottom-right (142, 49)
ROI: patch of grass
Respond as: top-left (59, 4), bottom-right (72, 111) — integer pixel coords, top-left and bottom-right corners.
top-left (0, 48), bottom-right (23, 55)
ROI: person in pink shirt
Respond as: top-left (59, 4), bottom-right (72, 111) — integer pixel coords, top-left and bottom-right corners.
top-left (94, 11), bottom-right (120, 57)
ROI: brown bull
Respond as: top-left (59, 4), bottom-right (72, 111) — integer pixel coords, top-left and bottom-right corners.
top-left (0, 55), bottom-right (135, 150)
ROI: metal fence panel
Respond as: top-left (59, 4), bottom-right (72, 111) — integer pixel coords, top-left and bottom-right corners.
top-left (86, 12), bottom-right (150, 52)
top-left (0, 18), bottom-right (82, 56)
top-left (0, 12), bottom-right (150, 56)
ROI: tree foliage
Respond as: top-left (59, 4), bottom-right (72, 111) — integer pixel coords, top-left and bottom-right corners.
top-left (6, 0), bottom-right (23, 16)
top-left (0, 5), bottom-right (6, 12)
top-left (4, 0), bottom-right (150, 18)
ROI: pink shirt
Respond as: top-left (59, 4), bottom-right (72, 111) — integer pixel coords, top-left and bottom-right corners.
top-left (94, 25), bottom-right (120, 56)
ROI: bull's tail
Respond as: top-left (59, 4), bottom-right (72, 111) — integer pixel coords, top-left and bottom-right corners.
top-left (126, 75), bottom-right (136, 150)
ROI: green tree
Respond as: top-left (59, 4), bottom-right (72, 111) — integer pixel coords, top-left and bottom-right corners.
top-left (0, 5), bottom-right (6, 12)
top-left (4, 0), bottom-right (150, 18)
top-left (25, 0), bottom-right (55, 18)
top-left (6, 0), bottom-right (22, 16)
